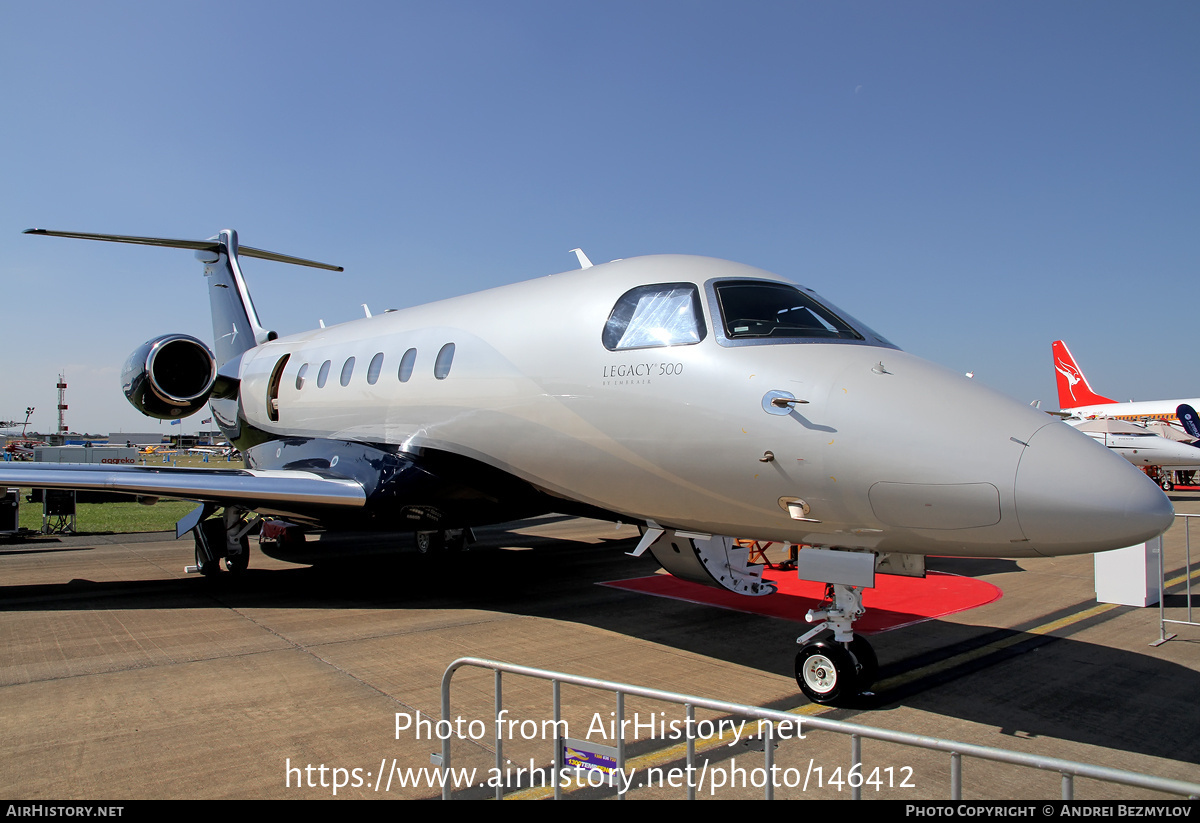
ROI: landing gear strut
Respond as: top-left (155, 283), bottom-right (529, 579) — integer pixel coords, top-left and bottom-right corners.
top-left (194, 520), bottom-right (224, 576)
top-left (190, 507), bottom-right (258, 576)
top-left (794, 583), bottom-right (876, 704)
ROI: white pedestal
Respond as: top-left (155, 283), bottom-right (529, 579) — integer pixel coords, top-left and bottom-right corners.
top-left (1095, 535), bottom-right (1162, 607)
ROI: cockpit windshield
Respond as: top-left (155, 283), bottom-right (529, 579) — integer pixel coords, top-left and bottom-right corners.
top-left (712, 280), bottom-right (863, 342)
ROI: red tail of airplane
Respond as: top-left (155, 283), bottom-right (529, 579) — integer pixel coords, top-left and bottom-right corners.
top-left (1052, 340), bottom-right (1116, 409)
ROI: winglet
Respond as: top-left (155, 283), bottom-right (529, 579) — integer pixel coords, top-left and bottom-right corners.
top-left (1052, 341), bottom-right (1116, 410)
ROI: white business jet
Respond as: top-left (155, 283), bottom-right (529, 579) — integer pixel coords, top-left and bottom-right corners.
top-left (1, 230), bottom-right (1174, 704)
top-left (1068, 418), bottom-right (1200, 468)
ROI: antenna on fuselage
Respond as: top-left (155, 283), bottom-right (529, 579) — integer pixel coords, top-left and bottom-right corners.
top-left (570, 248), bottom-right (593, 269)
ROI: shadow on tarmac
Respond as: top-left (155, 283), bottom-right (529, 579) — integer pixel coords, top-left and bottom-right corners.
top-left (2, 520), bottom-right (1198, 768)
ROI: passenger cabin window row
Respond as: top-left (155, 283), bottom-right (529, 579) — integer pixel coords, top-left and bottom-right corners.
top-left (290, 343), bottom-right (455, 394)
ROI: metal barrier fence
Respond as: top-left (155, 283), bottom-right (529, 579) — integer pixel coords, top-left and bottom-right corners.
top-left (439, 657), bottom-right (1200, 800)
top-left (1157, 512), bottom-right (1199, 644)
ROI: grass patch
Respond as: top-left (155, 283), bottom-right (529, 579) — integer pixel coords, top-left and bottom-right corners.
top-left (17, 494), bottom-right (199, 534)
top-left (16, 492), bottom-right (202, 534)
top-left (10, 452), bottom-right (245, 534)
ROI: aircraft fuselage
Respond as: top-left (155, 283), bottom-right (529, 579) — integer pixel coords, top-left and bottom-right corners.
top-left (229, 255), bottom-right (1171, 558)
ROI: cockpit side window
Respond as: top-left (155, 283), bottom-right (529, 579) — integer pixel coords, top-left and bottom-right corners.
top-left (602, 283), bottom-right (706, 351)
top-left (712, 281), bottom-right (863, 342)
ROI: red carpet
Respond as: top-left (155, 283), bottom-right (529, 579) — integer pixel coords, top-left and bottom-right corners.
top-left (601, 570), bottom-right (1001, 635)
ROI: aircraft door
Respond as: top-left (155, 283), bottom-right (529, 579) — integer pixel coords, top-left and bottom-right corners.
top-left (266, 354), bottom-right (290, 422)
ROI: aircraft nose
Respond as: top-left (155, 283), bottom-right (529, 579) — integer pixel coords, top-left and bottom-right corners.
top-left (1015, 422), bottom-right (1175, 554)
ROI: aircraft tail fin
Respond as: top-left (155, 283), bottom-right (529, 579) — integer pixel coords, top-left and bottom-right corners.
top-left (24, 229), bottom-right (341, 368)
top-left (203, 229), bottom-right (275, 367)
top-left (1052, 340), bottom-right (1116, 410)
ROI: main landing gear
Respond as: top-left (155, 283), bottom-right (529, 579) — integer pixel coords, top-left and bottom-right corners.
top-left (190, 506), bottom-right (259, 576)
top-left (794, 583), bottom-right (877, 704)
top-left (414, 528), bottom-right (470, 554)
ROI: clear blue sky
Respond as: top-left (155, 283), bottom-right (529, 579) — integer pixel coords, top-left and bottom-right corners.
top-left (2, 1), bottom-right (1196, 434)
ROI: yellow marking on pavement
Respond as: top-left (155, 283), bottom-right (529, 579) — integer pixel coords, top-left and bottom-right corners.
top-left (505, 563), bottom-right (1200, 799)
top-left (1165, 566), bottom-right (1200, 588)
top-left (879, 603), bottom-right (1119, 691)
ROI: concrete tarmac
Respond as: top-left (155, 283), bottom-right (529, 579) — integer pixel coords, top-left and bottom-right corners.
top-left (2, 497), bottom-right (1199, 800)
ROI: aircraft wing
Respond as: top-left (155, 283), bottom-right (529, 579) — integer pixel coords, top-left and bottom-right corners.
top-left (0, 463), bottom-right (365, 510)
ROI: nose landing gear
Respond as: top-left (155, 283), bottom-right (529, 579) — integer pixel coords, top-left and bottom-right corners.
top-left (794, 583), bottom-right (877, 704)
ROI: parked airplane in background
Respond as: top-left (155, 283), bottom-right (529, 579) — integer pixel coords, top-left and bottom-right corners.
top-left (0, 230), bottom-right (1174, 704)
top-left (139, 445), bottom-right (176, 455)
top-left (2, 439), bottom-right (43, 461)
top-left (1053, 340), bottom-right (1200, 424)
top-left (1067, 418), bottom-right (1200, 470)
top-left (187, 446), bottom-right (236, 457)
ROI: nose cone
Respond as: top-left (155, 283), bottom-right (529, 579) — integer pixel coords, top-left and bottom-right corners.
top-left (1016, 422), bottom-right (1174, 555)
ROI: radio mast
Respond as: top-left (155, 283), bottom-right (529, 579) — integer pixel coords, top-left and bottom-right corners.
top-left (57, 373), bottom-right (67, 434)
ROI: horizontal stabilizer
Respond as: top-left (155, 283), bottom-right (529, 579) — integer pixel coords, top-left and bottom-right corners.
top-left (24, 228), bottom-right (343, 271)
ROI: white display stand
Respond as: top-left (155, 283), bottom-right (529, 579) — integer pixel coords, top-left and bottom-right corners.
top-left (1095, 535), bottom-right (1163, 607)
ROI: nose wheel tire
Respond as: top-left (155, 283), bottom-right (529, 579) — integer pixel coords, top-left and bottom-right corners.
top-left (795, 641), bottom-right (857, 704)
top-left (795, 635), bottom-right (877, 704)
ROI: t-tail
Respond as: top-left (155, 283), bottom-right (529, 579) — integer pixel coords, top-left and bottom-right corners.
top-left (25, 228), bottom-right (339, 430)
top-left (1052, 340), bottom-right (1116, 410)
top-left (24, 228), bottom-right (341, 369)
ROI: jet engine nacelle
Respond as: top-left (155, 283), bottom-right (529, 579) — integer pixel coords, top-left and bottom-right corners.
top-left (122, 333), bottom-right (217, 419)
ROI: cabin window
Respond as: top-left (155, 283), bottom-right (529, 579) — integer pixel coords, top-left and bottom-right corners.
top-left (367, 352), bottom-right (384, 385)
top-left (603, 283), bottom-right (706, 351)
top-left (712, 280), bottom-right (862, 341)
top-left (398, 348), bottom-right (417, 382)
top-left (295, 363), bottom-right (309, 391)
top-left (266, 354), bottom-right (290, 422)
top-left (317, 360), bottom-right (331, 388)
top-left (434, 343), bottom-right (455, 380)
top-left (340, 356), bottom-right (355, 387)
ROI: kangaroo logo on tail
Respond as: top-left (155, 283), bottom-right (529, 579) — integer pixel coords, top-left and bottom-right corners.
top-left (1052, 341), bottom-right (1116, 409)
top-left (1054, 357), bottom-right (1083, 402)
